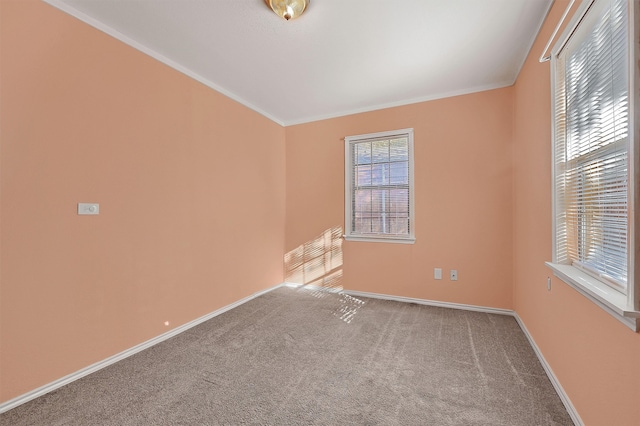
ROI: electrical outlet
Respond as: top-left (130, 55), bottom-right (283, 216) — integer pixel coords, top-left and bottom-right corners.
top-left (434, 268), bottom-right (442, 280)
top-left (78, 203), bottom-right (99, 215)
top-left (450, 270), bottom-right (458, 281)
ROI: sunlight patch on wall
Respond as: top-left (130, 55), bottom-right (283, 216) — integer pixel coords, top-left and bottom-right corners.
top-left (284, 226), bottom-right (343, 294)
top-left (284, 226), bottom-right (365, 322)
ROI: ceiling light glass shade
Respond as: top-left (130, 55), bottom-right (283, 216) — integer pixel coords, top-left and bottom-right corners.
top-left (267, 0), bottom-right (309, 20)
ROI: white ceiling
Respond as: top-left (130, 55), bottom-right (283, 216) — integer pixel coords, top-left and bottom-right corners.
top-left (44, 0), bottom-right (552, 126)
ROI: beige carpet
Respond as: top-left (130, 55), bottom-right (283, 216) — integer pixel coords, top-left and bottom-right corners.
top-left (0, 286), bottom-right (573, 425)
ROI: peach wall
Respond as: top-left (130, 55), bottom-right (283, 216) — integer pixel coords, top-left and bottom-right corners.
top-left (0, 0), bottom-right (285, 403)
top-left (513, 1), bottom-right (640, 425)
top-left (285, 89), bottom-right (514, 310)
top-left (5, 0), bottom-right (637, 422)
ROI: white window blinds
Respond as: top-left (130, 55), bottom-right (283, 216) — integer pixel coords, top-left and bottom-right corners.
top-left (345, 129), bottom-right (415, 243)
top-left (553, 0), bottom-right (629, 291)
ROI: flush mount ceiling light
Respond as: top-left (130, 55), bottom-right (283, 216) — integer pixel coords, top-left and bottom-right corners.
top-left (266, 0), bottom-right (310, 21)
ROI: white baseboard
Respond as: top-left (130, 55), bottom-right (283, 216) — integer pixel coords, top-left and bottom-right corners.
top-left (0, 282), bottom-right (287, 414)
top-left (513, 314), bottom-right (583, 426)
top-left (1, 283), bottom-right (583, 426)
top-left (342, 289), bottom-right (582, 426)
top-left (342, 289), bottom-right (515, 316)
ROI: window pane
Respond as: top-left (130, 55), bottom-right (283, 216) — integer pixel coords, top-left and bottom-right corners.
top-left (370, 215), bottom-right (384, 233)
top-left (389, 189), bottom-right (409, 213)
top-left (389, 162), bottom-right (408, 185)
top-left (390, 138), bottom-right (408, 161)
top-left (354, 190), bottom-right (371, 213)
top-left (371, 140), bottom-right (390, 163)
top-left (575, 150), bottom-right (628, 285)
top-left (371, 189), bottom-right (387, 213)
top-left (355, 165), bottom-right (371, 186)
top-left (354, 215), bottom-right (371, 234)
top-left (389, 217), bottom-right (409, 235)
top-left (371, 163), bottom-right (389, 185)
top-left (356, 142), bottom-right (372, 165)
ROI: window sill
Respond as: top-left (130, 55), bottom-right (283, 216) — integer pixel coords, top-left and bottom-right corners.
top-left (546, 262), bottom-right (640, 331)
top-left (343, 235), bottom-right (416, 244)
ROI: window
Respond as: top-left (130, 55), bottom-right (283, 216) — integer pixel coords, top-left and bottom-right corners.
top-left (548, 0), bottom-right (639, 330)
top-left (344, 128), bottom-right (415, 244)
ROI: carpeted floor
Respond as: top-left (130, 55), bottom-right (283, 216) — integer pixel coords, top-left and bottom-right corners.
top-left (0, 286), bottom-right (573, 425)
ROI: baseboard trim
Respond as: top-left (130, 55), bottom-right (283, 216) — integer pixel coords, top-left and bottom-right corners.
top-left (513, 314), bottom-right (583, 426)
top-left (342, 289), bottom-right (581, 426)
top-left (0, 282), bottom-right (287, 414)
top-left (342, 289), bottom-right (514, 316)
top-left (1, 284), bottom-right (583, 425)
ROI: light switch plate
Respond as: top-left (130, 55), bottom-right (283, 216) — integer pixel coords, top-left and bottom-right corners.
top-left (78, 203), bottom-right (99, 215)
top-left (434, 268), bottom-right (442, 280)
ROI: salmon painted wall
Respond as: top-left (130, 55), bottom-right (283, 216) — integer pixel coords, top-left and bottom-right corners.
top-left (0, 0), bottom-right (285, 403)
top-left (513, 1), bottom-right (640, 424)
top-left (285, 89), bottom-right (514, 310)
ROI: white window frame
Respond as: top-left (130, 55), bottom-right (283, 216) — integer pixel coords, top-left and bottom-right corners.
top-left (547, 0), bottom-right (640, 331)
top-left (344, 128), bottom-right (415, 244)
